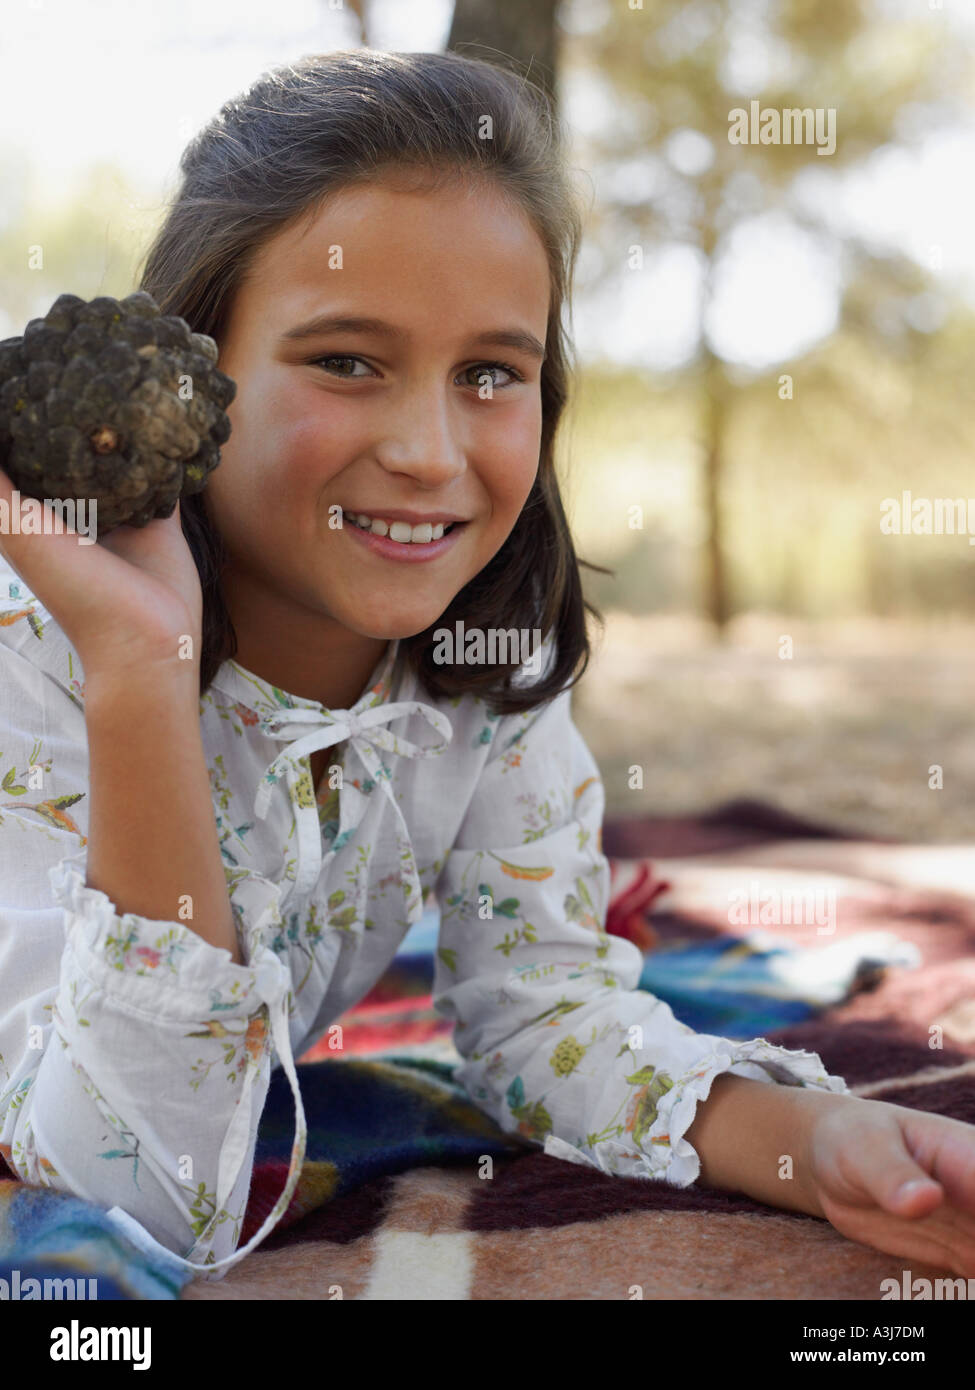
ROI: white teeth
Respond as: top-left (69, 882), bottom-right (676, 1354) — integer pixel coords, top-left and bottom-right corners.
top-left (346, 511), bottom-right (450, 544)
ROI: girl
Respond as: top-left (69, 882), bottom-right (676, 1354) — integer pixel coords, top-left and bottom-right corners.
top-left (0, 50), bottom-right (973, 1287)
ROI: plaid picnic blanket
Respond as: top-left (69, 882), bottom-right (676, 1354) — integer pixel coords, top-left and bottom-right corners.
top-left (2, 803), bottom-right (965, 1301)
top-left (185, 1023), bottom-right (975, 1302)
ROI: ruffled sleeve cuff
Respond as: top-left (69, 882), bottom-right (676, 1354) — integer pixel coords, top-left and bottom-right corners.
top-left (49, 847), bottom-right (291, 1023)
top-left (544, 1035), bottom-right (851, 1188)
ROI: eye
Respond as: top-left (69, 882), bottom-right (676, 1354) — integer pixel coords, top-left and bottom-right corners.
top-left (308, 355), bottom-right (525, 389)
top-left (309, 355), bottom-right (373, 379)
top-left (460, 361), bottom-right (525, 390)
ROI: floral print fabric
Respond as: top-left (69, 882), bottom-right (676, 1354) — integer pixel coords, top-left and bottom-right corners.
top-left (0, 553), bottom-right (850, 1282)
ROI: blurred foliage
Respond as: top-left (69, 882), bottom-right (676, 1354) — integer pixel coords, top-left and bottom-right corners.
top-left (557, 0), bottom-right (975, 621)
top-left (566, 298), bottom-right (975, 619)
top-left (0, 155), bottom-right (160, 337)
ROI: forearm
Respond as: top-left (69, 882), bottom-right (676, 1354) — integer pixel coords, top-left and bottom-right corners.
top-left (683, 1072), bottom-right (857, 1216)
top-left (84, 671), bottom-right (241, 964)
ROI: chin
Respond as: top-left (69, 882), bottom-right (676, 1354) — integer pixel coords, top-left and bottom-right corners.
top-left (348, 609), bottom-right (443, 642)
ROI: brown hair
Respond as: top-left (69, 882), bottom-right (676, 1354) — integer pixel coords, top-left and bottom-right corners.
top-left (137, 49), bottom-right (611, 715)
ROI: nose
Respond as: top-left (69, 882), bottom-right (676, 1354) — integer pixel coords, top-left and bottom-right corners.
top-left (371, 380), bottom-right (467, 488)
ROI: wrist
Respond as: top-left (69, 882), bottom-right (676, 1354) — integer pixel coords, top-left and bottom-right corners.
top-left (83, 655), bottom-right (201, 714)
top-left (685, 1072), bottom-right (853, 1217)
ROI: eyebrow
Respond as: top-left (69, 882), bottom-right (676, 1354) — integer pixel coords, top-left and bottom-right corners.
top-left (279, 313), bottom-right (547, 362)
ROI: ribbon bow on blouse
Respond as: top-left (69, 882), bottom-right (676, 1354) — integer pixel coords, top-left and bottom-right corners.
top-left (252, 699), bottom-right (453, 911)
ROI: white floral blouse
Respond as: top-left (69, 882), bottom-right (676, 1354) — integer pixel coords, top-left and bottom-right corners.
top-left (0, 552), bottom-right (850, 1282)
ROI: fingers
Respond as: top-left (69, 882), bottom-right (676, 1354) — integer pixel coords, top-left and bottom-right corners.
top-left (900, 1107), bottom-right (975, 1215)
top-left (865, 1114), bottom-right (945, 1217)
top-left (0, 465), bottom-right (100, 584)
top-left (864, 1103), bottom-right (975, 1221)
top-left (865, 1129), bottom-right (943, 1217)
top-left (822, 1101), bottom-right (945, 1218)
top-left (884, 1176), bottom-right (944, 1218)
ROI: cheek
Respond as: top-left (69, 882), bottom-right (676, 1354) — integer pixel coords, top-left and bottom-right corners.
top-left (221, 420), bottom-right (329, 525)
top-left (266, 394), bottom-right (357, 490)
top-left (491, 469), bottom-right (536, 521)
top-left (483, 406), bottom-right (542, 509)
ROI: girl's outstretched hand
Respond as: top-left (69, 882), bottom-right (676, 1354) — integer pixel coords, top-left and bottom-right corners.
top-left (0, 465), bottom-right (204, 683)
top-left (806, 1094), bottom-right (975, 1279)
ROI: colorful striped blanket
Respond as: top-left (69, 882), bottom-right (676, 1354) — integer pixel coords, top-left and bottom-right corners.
top-left (2, 803), bottom-right (971, 1300)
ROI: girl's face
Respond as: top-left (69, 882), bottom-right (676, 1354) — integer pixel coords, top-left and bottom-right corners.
top-left (204, 172), bottom-right (551, 699)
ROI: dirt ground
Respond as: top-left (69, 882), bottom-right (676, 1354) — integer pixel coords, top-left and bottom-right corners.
top-left (572, 611), bottom-right (975, 844)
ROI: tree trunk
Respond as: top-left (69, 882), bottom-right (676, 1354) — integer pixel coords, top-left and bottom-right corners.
top-left (448, 0), bottom-right (560, 111)
top-left (345, 0), bottom-right (369, 43)
top-left (702, 350), bottom-right (732, 629)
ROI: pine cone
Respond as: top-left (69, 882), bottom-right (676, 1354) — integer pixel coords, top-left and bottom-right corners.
top-left (0, 291), bottom-right (236, 533)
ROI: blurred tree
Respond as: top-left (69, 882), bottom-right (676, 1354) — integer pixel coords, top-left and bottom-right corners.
top-left (560, 0), bottom-right (971, 625)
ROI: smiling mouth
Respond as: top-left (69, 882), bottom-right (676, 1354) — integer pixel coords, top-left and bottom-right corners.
top-left (340, 509), bottom-right (462, 544)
